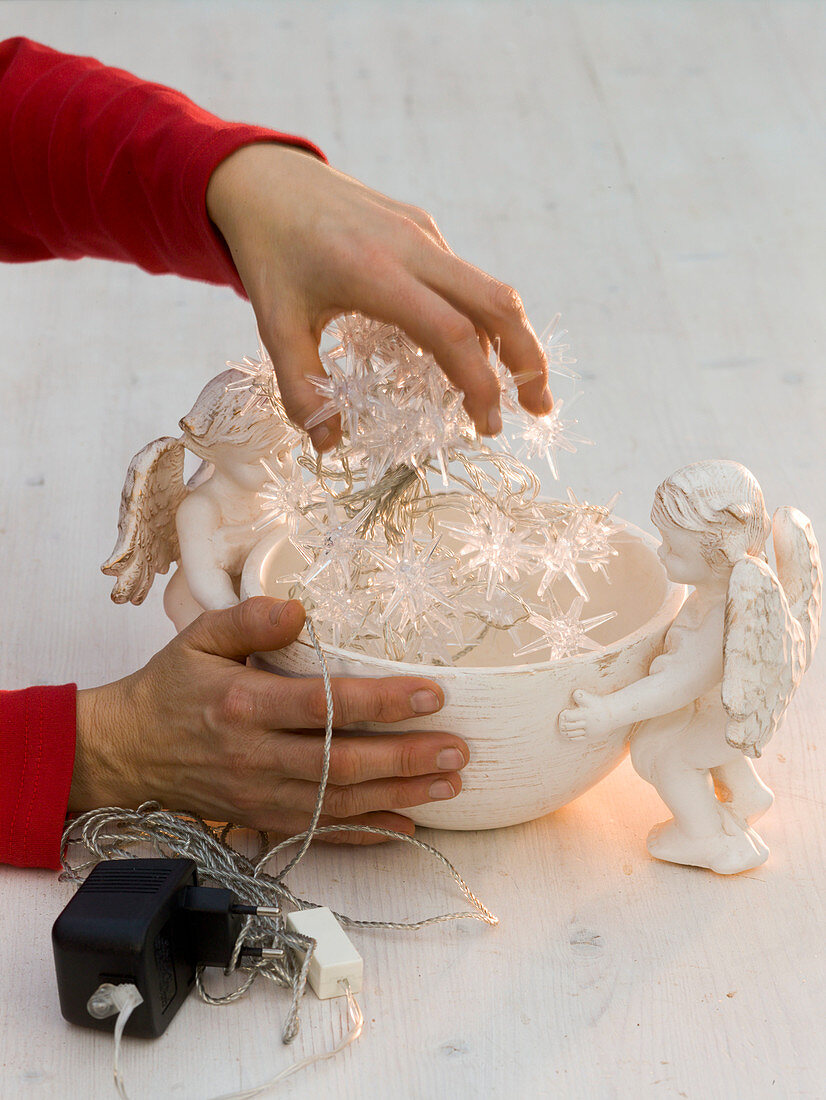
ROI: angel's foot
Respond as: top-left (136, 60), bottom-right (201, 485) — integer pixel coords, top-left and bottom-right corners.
top-left (646, 818), bottom-right (769, 874)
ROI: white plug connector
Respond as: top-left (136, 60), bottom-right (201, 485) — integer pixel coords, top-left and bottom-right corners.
top-left (286, 907), bottom-right (363, 1000)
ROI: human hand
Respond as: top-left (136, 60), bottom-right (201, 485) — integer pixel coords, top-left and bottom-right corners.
top-left (558, 689), bottom-right (616, 741)
top-left (70, 597), bottom-right (467, 843)
top-left (206, 144), bottom-right (552, 450)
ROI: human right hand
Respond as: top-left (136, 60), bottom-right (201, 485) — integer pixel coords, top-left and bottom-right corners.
top-left (70, 597), bottom-right (467, 843)
top-left (206, 143), bottom-right (552, 451)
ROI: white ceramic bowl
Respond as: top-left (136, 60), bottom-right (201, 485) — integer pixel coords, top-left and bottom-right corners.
top-left (241, 518), bottom-right (684, 830)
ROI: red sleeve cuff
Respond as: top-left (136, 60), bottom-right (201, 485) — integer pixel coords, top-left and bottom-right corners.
top-left (0, 684), bottom-right (77, 869)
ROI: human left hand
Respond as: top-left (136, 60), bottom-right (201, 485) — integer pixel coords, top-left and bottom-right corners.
top-left (558, 689), bottom-right (616, 740)
top-left (206, 144), bottom-right (551, 451)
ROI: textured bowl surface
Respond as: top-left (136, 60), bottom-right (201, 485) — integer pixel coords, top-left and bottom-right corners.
top-left (241, 518), bottom-right (685, 829)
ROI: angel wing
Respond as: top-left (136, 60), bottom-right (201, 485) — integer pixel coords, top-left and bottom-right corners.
top-left (722, 508), bottom-right (822, 757)
top-left (772, 506), bottom-right (822, 669)
top-left (101, 437), bottom-right (187, 605)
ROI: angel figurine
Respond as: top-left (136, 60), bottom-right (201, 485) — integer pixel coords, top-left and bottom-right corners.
top-left (559, 460), bottom-right (821, 874)
top-left (102, 368), bottom-right (296, 630)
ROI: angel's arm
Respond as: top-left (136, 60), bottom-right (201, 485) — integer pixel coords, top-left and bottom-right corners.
top-left (176, 494), bottom-right (238, 611)
top-left (560, 608), bottom-right (723, 739)
top-left (601, 631), bottom-right (722, 727)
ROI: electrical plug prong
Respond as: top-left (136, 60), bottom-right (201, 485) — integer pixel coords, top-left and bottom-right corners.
top-left (230, 903), bottom-right (281, 918)
top-left (239, 946), bottom-right (285, 960)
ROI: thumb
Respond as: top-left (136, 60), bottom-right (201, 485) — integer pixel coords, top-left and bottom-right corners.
top-left (262, 322), bottom-right (342, 452)
top-left (183, 597), bottom-right (306, 662)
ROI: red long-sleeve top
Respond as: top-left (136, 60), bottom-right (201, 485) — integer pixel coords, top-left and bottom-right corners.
top-left (0, 36), bottom-right (325, 869)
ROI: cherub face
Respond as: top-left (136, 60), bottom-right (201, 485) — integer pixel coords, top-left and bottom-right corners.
top-left (654, 520), bottom-right (722, 587)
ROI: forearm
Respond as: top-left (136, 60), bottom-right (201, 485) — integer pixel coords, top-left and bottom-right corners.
top-left (0, 37), bottom-right (325, 289)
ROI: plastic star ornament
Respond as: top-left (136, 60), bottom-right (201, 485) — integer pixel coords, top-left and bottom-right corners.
top-left (515, 597), bottom-right (616, 661)
top-left (513, 398), bottom-right (590, 479)
top-left (540, 313), bottom-right (580, 380)
top-left (443, 498), bottom-right (537, 601)
top-left (535, 514), bottom-right (592, 600)
top-left (257, 460), bottom-right (316, 536)
top-left (368, 531), bottom-right (459, 638)
top-left (292, 500), bottom-right (376, 587)
top-left (303, 576), bottom-right (378, 650)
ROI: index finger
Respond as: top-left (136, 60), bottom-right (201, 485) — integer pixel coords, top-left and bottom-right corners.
top-left (405, 235), bottom-right (552, 415)
top-left (242, 668), bottom-right (445, 729)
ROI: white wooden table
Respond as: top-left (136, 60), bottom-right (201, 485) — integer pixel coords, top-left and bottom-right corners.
top-left (2, 3), bottom-right (825, 1097)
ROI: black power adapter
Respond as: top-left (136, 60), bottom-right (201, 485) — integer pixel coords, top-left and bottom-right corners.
top-left (52, 858), bottom-right (279, 1038)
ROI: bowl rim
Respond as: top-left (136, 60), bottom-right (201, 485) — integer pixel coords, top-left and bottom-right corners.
top-left (241, 514), bottom-right (686, 677)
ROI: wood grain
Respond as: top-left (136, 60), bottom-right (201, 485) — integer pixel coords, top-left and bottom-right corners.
top-left (2, 3), bottom-right (824, 1097)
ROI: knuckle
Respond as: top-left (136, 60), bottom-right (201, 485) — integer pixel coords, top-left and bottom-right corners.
top-left (328, 743), bottom-right (361, 786)
top-left (489, 281), bottom-right (524, 320)
top-left (436, 313), bottom-right (477, 352)
top-left (403, 204), bottom-right (439, 236)
top-left (324, 785), bottom-right (357, 818)
top-left (234, 597), bottom-right (265, 634)
top-left (369, 680), bottom-right (402, 724)
top-left (376, 778), bottom-right (410, 809)
top-left (219, 682), bottom-right (256, 727)
top-left (397, 740), bottom-right (421, 777)
top-left (305, 684), bottom-right (331, 728)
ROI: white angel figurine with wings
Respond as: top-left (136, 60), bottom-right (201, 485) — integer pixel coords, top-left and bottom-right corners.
top-left (102, 367), bottom-right (297, 631)
top-left (559, 460), bottom-right (821, 874)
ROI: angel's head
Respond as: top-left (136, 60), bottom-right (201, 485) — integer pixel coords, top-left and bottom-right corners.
top-left (650, 461), bottom-right (770, 587)
top-left (179, 369), bottom-right (295, 466)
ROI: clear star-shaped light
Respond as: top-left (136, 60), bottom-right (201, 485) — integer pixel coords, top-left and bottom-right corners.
top-left (292, 500), bottom-right (375, 587)
top-left (442, 499), bottom-right (537, 601)
top-left (562, 490), bottom-right (620, 576)
top-left (368, 531), bottom-right (459, 638)
top-left (305, 353), bottom-right (367, 439)
top-left (326, 314), bottom-right (400, 367)
top-left (257, 460), bottom-right (316, 536)
top-left (535, 515), bottom-right (591, 600)
top-left (512, 398), bottom-right (589, 479)
top-left (514, 597), bottom-right (616, 661)
top-left (540, 313), bottom-right (580, 380)
top-left (218, 312), bottom-right (621, 665)
top-left (407, 620), bottom-right (456, 666)
top-left (302, 575), bottom-right (378, 650)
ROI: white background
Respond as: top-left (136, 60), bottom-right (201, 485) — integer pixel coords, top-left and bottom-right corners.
top-left (1, 3), bottom-right (824, 1097)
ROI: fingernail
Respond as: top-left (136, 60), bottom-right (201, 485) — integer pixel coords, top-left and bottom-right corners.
top-left (487, 405), bottom-right (502, 435)
top-left (269, 601), bottom-right (286, 625)
top-left (410, 689), bottom-right (441, 714)
top-left (309, 424), bottom-right (332, 450)
top-left (540, 386), bottom-right (553, 414)
top-left (436, 748), bottom-right (465, 771)
top-left (428, 779), bottom-right (456, 800)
